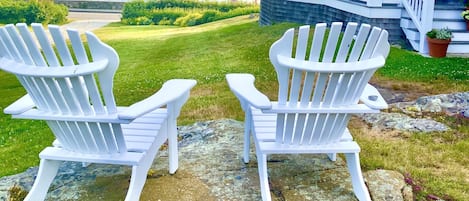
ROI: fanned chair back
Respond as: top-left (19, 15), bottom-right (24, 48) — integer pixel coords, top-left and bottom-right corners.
top-left (269, 22), bottom-right (389, 146)
top-left (0, 23), bottom-right (125, 154)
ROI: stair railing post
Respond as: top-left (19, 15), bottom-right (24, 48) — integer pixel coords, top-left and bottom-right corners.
top-left (419, 0), bottom-right (435, 54)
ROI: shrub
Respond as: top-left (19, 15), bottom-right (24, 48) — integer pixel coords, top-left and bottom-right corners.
top-left (174, 13), bottom-right (203, 27)
top-left (149, 8), bottom-right (185, 25)
top-left (121, 0), bottom-right (259, 26)
top-left (0, 0), bottom-right (68, 24)
top-left (122, 16), bottom-right (153, 25)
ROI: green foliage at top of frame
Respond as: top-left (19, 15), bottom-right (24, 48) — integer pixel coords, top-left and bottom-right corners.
top-left (122, 0), bottom-right (259, 26)
top-left (0, 0), bottom-right (68, 25)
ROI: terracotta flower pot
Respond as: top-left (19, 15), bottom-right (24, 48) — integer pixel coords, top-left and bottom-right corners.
top-left (427, 37), bottom-right (451, 58)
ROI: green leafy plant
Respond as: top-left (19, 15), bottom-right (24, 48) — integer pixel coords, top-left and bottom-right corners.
top-left (462, 10), bottom-right (469, 20)
top-left (426, 28), bottom-right (452, 40)
top-left (0, 0), bottom-right (68, 24)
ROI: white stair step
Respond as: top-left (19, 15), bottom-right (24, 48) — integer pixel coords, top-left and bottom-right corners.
top-left (401, 8), bottom-right (464, 20)
top-left (400, 17), bottom-right (466, 31)
top-left (452, 32), bottom-right (469, 42)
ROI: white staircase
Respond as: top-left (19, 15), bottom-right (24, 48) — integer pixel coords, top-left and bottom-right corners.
top-left (401, 3), bottom-right (469, 54)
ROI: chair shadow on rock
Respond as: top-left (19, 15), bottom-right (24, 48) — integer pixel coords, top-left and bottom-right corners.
top-left (0, 23), bottom-right (196, 201)
top-left (226, 22), bottom-right (390, 201)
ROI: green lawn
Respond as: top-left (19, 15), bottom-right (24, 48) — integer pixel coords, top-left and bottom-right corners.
top-left (0, 15), bottom-right (468, 200)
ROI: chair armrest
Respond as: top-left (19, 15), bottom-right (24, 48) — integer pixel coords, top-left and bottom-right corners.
top-left (226, 73), bottom-right (271, 110)
top-left (4, 94), bottom-right (35, 115)
top-left (118, 79), bottom-right (196, 120)
top-left (359, 84), bottom-right (388, 110)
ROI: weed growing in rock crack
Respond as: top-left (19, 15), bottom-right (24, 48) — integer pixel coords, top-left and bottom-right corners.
top-left (404, 173), bottom-right (455, 201)
top-left (7, 184), bottom-right (28, 201)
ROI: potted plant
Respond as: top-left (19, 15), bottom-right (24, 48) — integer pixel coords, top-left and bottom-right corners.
top-left (426, 28), bottom-right (452, 58)
top-left (462, 10), bottom-right (469, 30)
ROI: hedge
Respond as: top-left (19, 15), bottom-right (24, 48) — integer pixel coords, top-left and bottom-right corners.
top-left (122, 0), bottom-right (259, 26)
top-left (0, 0), bottom-right (68, 25)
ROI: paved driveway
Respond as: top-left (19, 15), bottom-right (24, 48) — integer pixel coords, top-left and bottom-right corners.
top-left (62, 11), bottom-right (121, 33)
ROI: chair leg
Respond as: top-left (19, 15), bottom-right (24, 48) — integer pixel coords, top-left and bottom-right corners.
top-left (327, 153), bottom-right (337, 161)
top-left (257, 152), bottom-right (271, 201)
top-left (24, 159), bottom-right (61, 201)
top-left (124, 165), bottom-right (149, 201)
top-left (167, 120), bottom-right (178, 174)
top-left (243, 116), bottom-right (251, 163)
top-left (345, 153), bottom-right (371, 201)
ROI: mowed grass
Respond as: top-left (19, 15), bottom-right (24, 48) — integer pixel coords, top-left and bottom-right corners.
top-left (0, 15), bottom-right (468, 200)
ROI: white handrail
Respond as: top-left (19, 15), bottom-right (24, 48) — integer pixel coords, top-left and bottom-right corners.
top-left (401, 0), bottom-right (435, 53)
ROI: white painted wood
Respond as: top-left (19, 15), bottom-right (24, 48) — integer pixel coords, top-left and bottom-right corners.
top-left (289, 0), bottom-right (402, 19)
top-left (0, 23), bottom-right (196, 201)
top-left (401, 0), bottom-right (435, 54)
top-left (227, 22), bottom-right (390, 201)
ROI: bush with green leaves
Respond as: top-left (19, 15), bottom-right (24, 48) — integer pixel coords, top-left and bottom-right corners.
top-left (122, 0), bottom-right (259, 26)
top-left (0, 0), bottom-right (68, 25)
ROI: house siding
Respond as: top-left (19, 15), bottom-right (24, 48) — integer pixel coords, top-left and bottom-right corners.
top-left (260, 0), bottom-right (404, 43)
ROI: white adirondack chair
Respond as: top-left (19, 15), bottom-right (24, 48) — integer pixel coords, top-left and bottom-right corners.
top-left (226, 22), bottom-right (390, 201)
top-left (0, 23), bottom-right (196, 201)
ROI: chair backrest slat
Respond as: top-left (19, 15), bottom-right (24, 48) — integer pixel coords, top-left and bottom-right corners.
top-left (88, 123), bottom-right (108, 153)
top-left (68, 29), bottom-right (89, 64)
top-left (308, 23), bottom-right (326, 62)
top-left (69, 76), bottom-right (93, 115)
top-left (83, 75), bottom-right (106, 114)
top-left (323, 22), bottom-right (342, 62)
top-left (49, 25), bottom-right (74, 66)
top-left (100, 123), bottom-right (118, 153)
top-left (269, 22), bottom-right (389, 146)
top-left (348, 24), bottom-right (371, 62)
top-left (47, 121), bottom-right (74, 149)
top-left (31, 23), bottom-right (61, 67)
top-left (311, 73), bottom-right (328, 106)
top-left (5, 25), bottom-right (35, 65)
top-left (360, 27), bottom-right (382, 60)
top-left (335, 22), bottom-right (358, 62)
top-left (43, 77), bottom-right (70, 114)
top-left (32, 77), bottom-right (59, 112)
top-left (299, 72), bottom-right (315, 106)
top-left (16, 23), bottom-right (48, 66)
top-left (0, 28), bottom-right (21, 61)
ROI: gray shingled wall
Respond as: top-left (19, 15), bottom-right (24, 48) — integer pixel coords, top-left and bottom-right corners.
top-left (260, 0), bottom-right (403, 43)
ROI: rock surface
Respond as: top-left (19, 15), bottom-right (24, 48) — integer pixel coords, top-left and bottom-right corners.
top-left (358, 91), bottom-right (469, 133)
top-left (0, 119), bottom-right (411, 201)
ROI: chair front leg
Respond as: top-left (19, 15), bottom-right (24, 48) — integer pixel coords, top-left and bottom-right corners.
top-left (166, 118), bottom-right (178, 174)
top-left (24, 159), bottom-right (61, 201)
top-left (243, 110), bottom-right (252, 163)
